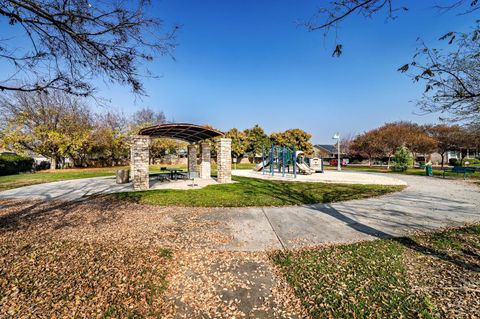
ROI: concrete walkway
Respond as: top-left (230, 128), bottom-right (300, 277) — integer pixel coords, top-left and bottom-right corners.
top-left (1, 172), bottom-right (479, 251)
top-left (0, 176), bottom-right (219, 201)
top-left (213, 174), bottom-right (480, 250)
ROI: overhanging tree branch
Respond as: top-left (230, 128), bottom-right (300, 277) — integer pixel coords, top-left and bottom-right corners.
top-left (0, 0), bottom-right (177, 97)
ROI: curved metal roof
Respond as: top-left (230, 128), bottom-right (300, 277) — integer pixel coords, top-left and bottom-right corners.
top-left (138, 123), bottom-right (224, 143)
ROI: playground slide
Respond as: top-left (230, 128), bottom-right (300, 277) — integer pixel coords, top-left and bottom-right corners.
top-left (296, 162), bottom-right (315, 174)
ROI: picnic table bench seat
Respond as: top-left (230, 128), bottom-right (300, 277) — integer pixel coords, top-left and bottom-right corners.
top-left (149, 172), bottom-right (170, 181)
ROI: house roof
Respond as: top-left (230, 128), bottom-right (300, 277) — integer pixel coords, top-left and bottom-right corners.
top-left (138, 123), bottom-right (224, 143)
top-left (314, 144), bottom-right (337, 153)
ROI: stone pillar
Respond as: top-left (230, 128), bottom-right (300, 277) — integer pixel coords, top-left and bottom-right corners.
top-left (216, 138), bottom-right (232, 183)
top-left (200, 142), bottom-right (211, 179)
top-left (187, 144), bottom-right (197, 173)
top-left (130, 135), bottom-right (150, 190)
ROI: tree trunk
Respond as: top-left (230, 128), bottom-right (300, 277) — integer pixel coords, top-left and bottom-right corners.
top-left (440, 152), bottom-right (445, 168)
top-left (50, 157), bottom-right (57, 170)
top-left (460, 150), bottom-right (467, 166)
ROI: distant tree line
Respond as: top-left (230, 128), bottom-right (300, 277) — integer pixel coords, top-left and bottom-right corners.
top-left (349, 121), bottom-right (480, 167)
top-left (0, 91), bottom-right (184, 169)
top-left (222, 125), bottom-right (314, 162)
top-left (0, 92), bottom-right (315, 169)
top-left (3, 93), bottom-right (477, 171)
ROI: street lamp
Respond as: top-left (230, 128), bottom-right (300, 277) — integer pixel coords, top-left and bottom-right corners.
top-left (332, 133), bottom-right (341, 171)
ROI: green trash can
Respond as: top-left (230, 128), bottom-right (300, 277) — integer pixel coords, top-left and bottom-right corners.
top-left (425, 164), bottom-right (433, 177)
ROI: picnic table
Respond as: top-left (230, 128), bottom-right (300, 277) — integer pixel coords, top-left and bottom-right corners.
top-left (149, 168), bottom-right (186, 181)
top-left (161, 167), bottom-right (186, 180)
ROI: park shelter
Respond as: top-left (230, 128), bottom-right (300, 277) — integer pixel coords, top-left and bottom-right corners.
top-left (130, 123), bottom-right (232, 190)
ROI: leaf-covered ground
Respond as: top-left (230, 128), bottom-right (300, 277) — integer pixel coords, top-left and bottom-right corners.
top-left (0, 239), bottom-right (173, 318)
top-left (0, 199), bottom-right (304, 318)
top-left (404, 226), bottom-right (480, 318)
top-left (272, 241), bottom-right (435, 318)
top-left (272, 225), bottom-right (480, 318)
top-left (1, 198), bottom-right (478, 318)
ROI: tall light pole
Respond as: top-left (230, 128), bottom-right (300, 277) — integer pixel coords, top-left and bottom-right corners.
top-left (332, 133), bottom-right (341, 171)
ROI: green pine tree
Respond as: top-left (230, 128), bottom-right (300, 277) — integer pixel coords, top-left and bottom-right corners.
top-left (391, 145), bottom-right (412, 172)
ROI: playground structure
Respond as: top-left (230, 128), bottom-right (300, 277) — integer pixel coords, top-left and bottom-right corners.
top-left (255, 144), bottom-right (323, 178)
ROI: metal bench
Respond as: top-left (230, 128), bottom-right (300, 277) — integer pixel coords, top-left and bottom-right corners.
top-left (443, 166), bottom-right (476, 179)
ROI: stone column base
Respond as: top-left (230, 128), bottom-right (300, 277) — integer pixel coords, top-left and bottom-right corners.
top-left (187, 144), bottom-right (197, 174)
top-left (200, 142), bottom-right (211, 179)
top-left (217, 138), bottom-right (232, 183)
top-left (130, 135), bottom-right (150, 190)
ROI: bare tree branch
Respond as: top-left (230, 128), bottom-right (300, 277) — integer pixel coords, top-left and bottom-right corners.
top-left (0, 0), bottom-right (177, 97)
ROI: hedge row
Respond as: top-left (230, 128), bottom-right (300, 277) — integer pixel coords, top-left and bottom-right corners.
top-left (0, 154), bottom-right (34, 176)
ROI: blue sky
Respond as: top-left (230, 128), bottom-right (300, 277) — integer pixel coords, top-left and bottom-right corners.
top-left (1, 1), bottom-right (475, 143)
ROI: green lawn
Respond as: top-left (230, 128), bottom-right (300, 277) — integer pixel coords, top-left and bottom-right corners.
top-left (0, 164), bottom-right (188, 191)
top-left (2, 163), bottom-right (476, 193)
top-left (112, 176), bottom-right (403, 207)
top-left (272, 224), bottom-right (480, 319)
top-left (327, 165), bottom-right (480, 180)
top-left (232, 162), bottom-right (256, 169)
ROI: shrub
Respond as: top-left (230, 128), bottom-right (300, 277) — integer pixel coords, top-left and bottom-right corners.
top-left (463, 158), bottom-right (480, 166)
top-left (391, 146), bottom-right (412, 172)
top-left (0, 154), bottom-right (34, 175)
top-left (449, 158), bottom-right (460, 166)
top-left (35, 160), bottom-right (51, 171)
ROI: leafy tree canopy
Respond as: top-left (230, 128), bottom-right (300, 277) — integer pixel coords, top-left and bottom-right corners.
top-left (225, 128), bottom-right (248, 159)
top-left (0, 91), bottom-right (92, 168)
top-left (244, 124), bottom-right (271, 156)
top-left (270, 128), bottom-right (314, 155)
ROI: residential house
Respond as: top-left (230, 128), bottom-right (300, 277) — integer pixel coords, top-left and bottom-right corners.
top-left (313, 144), bottom-right (345, 159)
